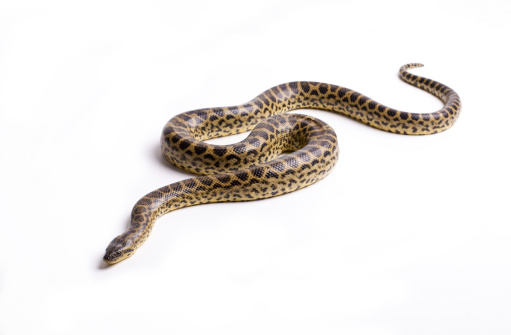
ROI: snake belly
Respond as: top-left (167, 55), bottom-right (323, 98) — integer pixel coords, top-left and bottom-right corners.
top-left (103, 63), bottom-right (461, 264)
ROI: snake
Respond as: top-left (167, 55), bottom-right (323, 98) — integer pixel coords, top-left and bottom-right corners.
top-left (103, 63), bottom-right (461, 264)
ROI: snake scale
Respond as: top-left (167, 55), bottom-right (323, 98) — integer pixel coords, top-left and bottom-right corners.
top-left (103, 63), bottom-right (461, 264)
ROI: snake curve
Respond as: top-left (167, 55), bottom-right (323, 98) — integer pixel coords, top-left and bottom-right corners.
top-left (103, 63), bottom-right (461, 264)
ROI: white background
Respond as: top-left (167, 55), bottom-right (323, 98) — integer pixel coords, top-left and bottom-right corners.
top-left (1, 0), bottom-right (510, 334)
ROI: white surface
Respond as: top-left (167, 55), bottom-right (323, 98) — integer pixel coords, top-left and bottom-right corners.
top-left (1, 0), bottom-right (510, 334)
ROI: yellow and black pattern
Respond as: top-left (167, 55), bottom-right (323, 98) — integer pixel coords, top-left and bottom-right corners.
top-left (104, 64), bottom-right (461, 264)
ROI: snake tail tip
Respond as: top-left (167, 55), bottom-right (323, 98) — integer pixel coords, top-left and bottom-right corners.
top-left (402, 63), bottom-right (424, 70)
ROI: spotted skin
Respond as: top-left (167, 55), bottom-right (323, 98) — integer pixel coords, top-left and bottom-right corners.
top-left (104, 64), bottom-right (461, 264)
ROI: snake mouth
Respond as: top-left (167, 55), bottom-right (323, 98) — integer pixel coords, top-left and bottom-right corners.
top-left (103, 252), bottom-right (121, 264)
top-left (103, 247), bottom-right (135, 264)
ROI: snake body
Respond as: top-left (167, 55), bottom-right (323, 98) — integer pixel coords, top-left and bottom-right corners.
top-left (103, 64), bottom-right (461, 264)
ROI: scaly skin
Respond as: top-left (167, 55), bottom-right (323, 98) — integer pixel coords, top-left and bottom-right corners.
top-left (104, 64), bottom-right (461, 264)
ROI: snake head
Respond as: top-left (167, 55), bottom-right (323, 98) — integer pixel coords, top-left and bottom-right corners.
top-left (103, 234), bottom-right (135, 264)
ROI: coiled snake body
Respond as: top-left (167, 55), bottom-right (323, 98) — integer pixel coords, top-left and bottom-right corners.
top-left (104, 64), bottom-right (461, 264)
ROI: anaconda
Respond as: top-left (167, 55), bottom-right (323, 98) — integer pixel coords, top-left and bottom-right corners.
top-left (103, 63), bottom-right (461, 264)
